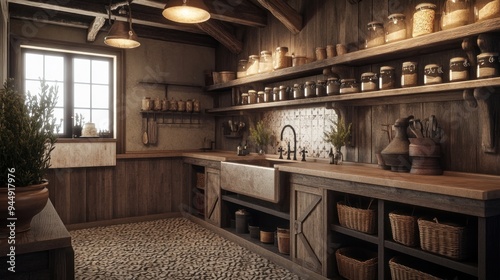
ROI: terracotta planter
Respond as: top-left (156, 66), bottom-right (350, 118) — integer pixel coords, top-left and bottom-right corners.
top-left (0, 181), bottom-right (49, 235)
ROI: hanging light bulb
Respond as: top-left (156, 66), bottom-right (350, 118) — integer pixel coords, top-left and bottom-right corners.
top-left (104, 3), bottom-right (140, 49)
top-left (162, 0), bottom-right (211, 24)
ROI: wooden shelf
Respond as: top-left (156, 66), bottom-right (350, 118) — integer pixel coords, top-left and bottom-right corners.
top-left (205, 18), bottom-right (500, 92)
top-left (223, 227), bottom-right (291, 260)
top-left (206, 77), bottom-right (500, 113)
top-left (331, 224), bottom-right (379, 245)
top-left (222, 194), bottom-right (290, 220)
top-left (385, 240), bottom-right (478, 277)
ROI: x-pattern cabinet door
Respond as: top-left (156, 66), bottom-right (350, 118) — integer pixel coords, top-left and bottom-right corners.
top-left (291, 183), bottom-right (327, 276)
top-left (205, 167), bottom-right (221, 226)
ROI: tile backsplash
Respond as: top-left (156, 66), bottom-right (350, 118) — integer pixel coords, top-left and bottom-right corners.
top-left (259, 106), bottom-right (338, 159)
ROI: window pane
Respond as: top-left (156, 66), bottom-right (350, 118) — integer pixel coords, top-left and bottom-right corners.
top-left (25, 53), bottom-right (44, 80)
top-left (92, 109), bottom-right (109, 132)
top-left (44, 55), bottom-right (64, 82)
top-left (74, 109), bottom-right (91, 125)
top-left (53, 108), bottom-right (65, 134)
top-left (92, 60), bottom-right (109, 84)
top-left (92, 85), bottom-right (109, 109)
top-left (74, 58), bottom-right (90, 83)
top-left (74, 83), bottom-right (91, 108)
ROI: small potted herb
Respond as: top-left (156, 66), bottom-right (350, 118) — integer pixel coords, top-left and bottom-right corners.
top-left (323, 116), bottom-right (352, 164)
top-left (73, 113), bottom-right (84, 138)
top-left (249, 120), bottom-right (271, 155)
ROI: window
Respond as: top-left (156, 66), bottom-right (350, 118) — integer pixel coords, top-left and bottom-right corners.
top-left (22, 47), bottom-right (115, 138)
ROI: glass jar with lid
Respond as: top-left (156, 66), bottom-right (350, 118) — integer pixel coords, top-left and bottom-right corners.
top-left (248, 90), bottom-right (257, 104)
top-left (475, 0), bottom-right (500, 21)
top-left (273, 87), bottom-right (280, 102)
top-left (412, 3), bottom-right (437, 37)
top-left (424, 64), bottom-right (444, 84)
top-left (339, 79), bottom-right (360, 94)
top-left (237, 59), bottom-right (248, 78)
top-left (315, 47), bottom-right (327, 60)
top-left (293, 83), bottom-right (304, 99)
top-left (316, 80), bottom-right (326, 97)
top-left (274, 47), bottom-right (289, 70)
top-left (441, 0), bottom-right (471, 30)
top-left (326, 77), bottom-right (340, 95)
top-left (361, 72), bottom-right (378, 92)
top-left (477, 52), bottom-right (499, 78)
top-left (449, 57), bottom-right (470, 81)
top-left (264, 87), bottom-right (273, 102)
top-left (379, 66), bottom-right (396, 90)
top-left (258, 51), bottom-right (273, 74)
top-left (385, 14), bottom-right (407, 43)
top-left (365, 21), bottom-right (385, 48)
top-left (241, 93), bottom-right (249, 105)
top-left (304, 81), bottom-right (316, 98)
top-left (279, 85), bottom-right (288, 101)
top-left (401, 61), bottom-right (418, 87)
top-left (257, 91), bottom-right (265, 103)
top-left (246, 55), bottom-right (259, 76)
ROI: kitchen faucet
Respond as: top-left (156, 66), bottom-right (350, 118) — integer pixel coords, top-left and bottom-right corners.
top-left (280, 125), bottom-right (297, 160)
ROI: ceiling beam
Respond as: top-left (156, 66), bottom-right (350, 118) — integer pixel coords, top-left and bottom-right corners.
top-left (257, 0), bottom-right (302, 34)
top-left (196, 20), bottom-right (242, 54)
top-left (87, 16), bottom-right (105, 42)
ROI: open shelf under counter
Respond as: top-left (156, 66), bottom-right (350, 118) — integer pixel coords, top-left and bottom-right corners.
top-left (222, 194), bottom-right (290, 221)
top-left (385, 240), bottom-right (478, 277)
top-left (205, 18), bottom-right (500, 92)
top-left (331, 224), bottom-right (379, 244)
top-left (206, 77), bottom-right (500, 113)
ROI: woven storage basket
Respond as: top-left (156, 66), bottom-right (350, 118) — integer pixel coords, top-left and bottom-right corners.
top-left (337, 201), bottom-right (376, 234)
top-left (389, 256), bottom-right (444, 280)
top-left (389, 211), bottom-right (418, 246)
top-left (418, 217), bottom-right (468, 260)
top-left (336, 247), bottom-right (377, 280)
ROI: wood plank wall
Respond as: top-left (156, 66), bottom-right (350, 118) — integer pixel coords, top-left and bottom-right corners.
top-left (214, 0), bottom-right (500, 175)
top-left (45, 158), bottom-right (187, 225)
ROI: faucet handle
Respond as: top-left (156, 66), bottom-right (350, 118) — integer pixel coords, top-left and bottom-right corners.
top-left (278, 146), bottom-right (284, 159)
top-left (300, 148), bottom-right (308, 161)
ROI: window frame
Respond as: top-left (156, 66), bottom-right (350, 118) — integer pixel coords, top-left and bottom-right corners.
top-left (10, 36), bottom-right (126, 153)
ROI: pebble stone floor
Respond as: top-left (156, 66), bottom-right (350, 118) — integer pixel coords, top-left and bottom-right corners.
top-left (71, 218), bottom-right (304, 280)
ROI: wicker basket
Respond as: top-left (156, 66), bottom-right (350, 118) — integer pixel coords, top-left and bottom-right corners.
top-left (389, 256), bottom-right (444, 280)
top-left (418, 217), bottom-right (468, 260)
top-left (337, 201), bottom-right (376, 234)
top-left (336, 247), bottom-right (377, 280)
top-left (196, 172), bottom-right (205, 189)
top-left (389, 211), bottom-right (418, 246)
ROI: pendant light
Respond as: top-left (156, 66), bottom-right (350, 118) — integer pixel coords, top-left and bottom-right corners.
top-left (104, 2), bottom-right (140, 49)
top-left (162, 0), bottom-right (211, 24)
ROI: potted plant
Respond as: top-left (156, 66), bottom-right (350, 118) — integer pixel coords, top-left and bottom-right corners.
top-left (323, 116), bottom-right (352, 164)
top-left (73, 113), bottom-right (84, 137)
top-left (249, 120), bottom-right (271, 155)
top-left (0, 79), bottom-right (58, 233)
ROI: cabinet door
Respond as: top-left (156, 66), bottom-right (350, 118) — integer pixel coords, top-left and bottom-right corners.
top-left (205, 168), bottom-right (221, 226)
top-left (291, 183), bottom-right (326, 275)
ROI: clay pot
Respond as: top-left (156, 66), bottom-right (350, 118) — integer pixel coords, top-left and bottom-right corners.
top-left (0, 181), bottom-right (49, 235)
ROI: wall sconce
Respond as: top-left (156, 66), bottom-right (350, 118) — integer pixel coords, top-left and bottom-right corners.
top-left (104, 2), bottom-right (140, 49)
top-left (162, 0), bottom-right (211, 24)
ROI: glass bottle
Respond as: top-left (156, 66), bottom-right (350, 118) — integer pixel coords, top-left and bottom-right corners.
top-left (329, 148), bottom-right (334, 164)
top-left (424, 64), bottom-right (444, 84)
top-left (379, 66), bottom-right (396, 90)
top-left (361, 72), bottom-right (378, 92)
top-left (237, 59), bottom-right (248, 78)
top-left (258, 51), bottom-right (273, 74)
top-left (449, 57), bottom-right (470, 81)
top-left (274, 47), bottom-right (289, 70)
top-left (401, 61), bottom-right (418, 87)
top-left (477, 52), bottom-right (500, 78)
top-left (441, 0), bottom-right (471, 30)
top-left (246, 55), bottom-right (260, 76)
top-left (385, 13), bottom-right (407, 43)
top-left (475, 0), bottom-right (500, 21)
top-left (412, 3), bottom-right (437, 37)
top-left (365, 21), bottom-right (385, 48)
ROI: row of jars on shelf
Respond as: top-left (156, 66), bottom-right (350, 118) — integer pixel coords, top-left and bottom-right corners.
top-left (236, 51), bottom-right (499, 105)
top-left (367, 0), bottom-right (499, 48)
top-left (141, 97), bottom-right (201, 113)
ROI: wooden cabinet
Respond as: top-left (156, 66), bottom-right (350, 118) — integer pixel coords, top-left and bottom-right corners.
top-left (290, 183), bottom-right (330, 276)
top-left (205, 167), bottom-right (221, 226)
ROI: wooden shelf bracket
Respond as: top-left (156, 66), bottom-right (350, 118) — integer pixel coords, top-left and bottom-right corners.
top-left (464, 87), bottom-right (498, 153)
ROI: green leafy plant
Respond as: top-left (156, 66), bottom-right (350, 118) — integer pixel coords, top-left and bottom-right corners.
top-left (0, 79), bottom-right (58, 187)
top-left (249, 120), bottom-right (271, 147)
top-left (323, 116), bottom-right (352, 149)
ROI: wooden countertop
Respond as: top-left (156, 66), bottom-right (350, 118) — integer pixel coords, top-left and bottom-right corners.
top-left (0, 200), bottom-right (72, 255)
top-left (276, 161), bottom-right (500, 201)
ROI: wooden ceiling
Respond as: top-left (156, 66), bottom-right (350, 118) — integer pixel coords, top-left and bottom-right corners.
top-left (7, 0), bottom-right (303, 54)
